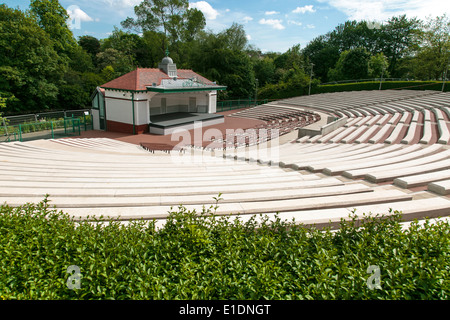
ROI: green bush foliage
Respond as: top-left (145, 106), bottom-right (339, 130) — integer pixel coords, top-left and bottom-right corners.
top-left (0, 198), bottom-right (449, 300)
top-left (314, 81), bottom-right (450, 94)
top-left (258, 81), bottom-right (450, 101)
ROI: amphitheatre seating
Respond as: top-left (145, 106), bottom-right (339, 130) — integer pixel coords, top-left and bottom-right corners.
top-left (384, 122), bottom-right (407, 144)
top-left (340, 125), bottom-right (370, 144)
top-left (342, 145), bottom-right (447, 179)
top-left (289, 91), bottom-right (450, 146)
top-left (437, 119), bottom-right (450, 144)
top-left (365, 158), bottom-right (450, 183)
top-left (0, 137), bottom-right (448, 227)
top-left (368, 124), bottom-right (394, 144)
top-left (419, 119), bottom-right (433, 144)
top-left (323, 144), bottom-right (422, 176)
top-left (206, 105), bottom-right (321, 149)
top-left (428, 180), bottom-right (450, 196)
top-left (353, 126), bottom-right (380, 144)
top-left (1, 90), bottom-right (450, 229)
top-left (314, 127), bottom-right (346, 143)
top-left (400, 122), bottom-right (420, 145)
top-left (274, 144), bottom-right (376, 168)
top-left (394, 169), bottom-right (450, 189)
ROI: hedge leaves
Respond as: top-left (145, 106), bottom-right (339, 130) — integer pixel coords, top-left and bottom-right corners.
top-left (0, 198), bottom-right (449, 300)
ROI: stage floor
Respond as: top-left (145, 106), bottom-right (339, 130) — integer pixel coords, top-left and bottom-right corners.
top-left (149, 112), bottom-right (225, 135)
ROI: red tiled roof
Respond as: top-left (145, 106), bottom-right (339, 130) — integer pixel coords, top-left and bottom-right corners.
top-left (101, 68), bottom-right (217, 91)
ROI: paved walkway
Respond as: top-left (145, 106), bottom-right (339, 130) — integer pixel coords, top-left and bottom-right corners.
top-left (74, 108), bottom-right (266, 148)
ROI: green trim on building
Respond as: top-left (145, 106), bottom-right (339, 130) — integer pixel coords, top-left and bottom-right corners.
top-left (100, 87), bottom-right (148, 94)
top-left (146, 86), bottom-right (227, 93)
top-left (100, 86), bottom-right (227, 94)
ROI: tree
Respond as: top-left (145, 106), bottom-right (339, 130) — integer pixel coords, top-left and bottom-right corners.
top-left (101, 28), bottom-right (142, 70)
top-left (183, 6), bottom-right (206, 42)
top-left (220, 23), bottom-right (248, 52)
top-left (410, 15), bottom-right (450, 80)
top-left (100, 66), bottom-right (116, 83)
top-left (274, 44), bottom-right (304, 70)
top-left (0, 95), bottom-right (6, 123)
top-left (378, 15), bottom-right (422, 77)
top-left (78, 35), bottom-right (101, 67)
top-left (121, 0), bottom-right (205, 46)
top-left (69, 45), bottom-right (95, 73)
top-left (368, 53), bottom-right (390, 79)
top-left (141, 30), bottom-right (169, 67)
top-left (29, 0), bottom-right (77, 58)
top-left (302, 35), bottom-right (340, 83)
top-left (189, 27), bottom-right (255, 99)
top-left (79, 35), bottom-right (101, 57)
top-left (252, 56), bottom-right (276, 86)
top-left (328, 48), bottom-right (371, 81)
top-left (96, 48), bottom-right (134, 75)
top-left (0, 4), bottom-right (63, 112)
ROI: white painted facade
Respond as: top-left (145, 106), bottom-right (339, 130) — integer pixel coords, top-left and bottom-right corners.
top-left (91, 55), bottom-right (226, 134)
top-left (102, 89), bottom-right (219, 127)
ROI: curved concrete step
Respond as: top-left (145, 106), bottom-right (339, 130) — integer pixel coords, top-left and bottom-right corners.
top-left (428, 180), bottom-right (450, 195)
top-left (394, 169), bottom-right (450, 189)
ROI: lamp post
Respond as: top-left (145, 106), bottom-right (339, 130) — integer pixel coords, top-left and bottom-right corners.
top-left (442, 56), bottom-right (450, 92)
top-left (309, 63), bottom-right (315, 96)
top-left (379, 66), bottom-right (384, 91)
top-left (255, 78), bottom-right (259, 106)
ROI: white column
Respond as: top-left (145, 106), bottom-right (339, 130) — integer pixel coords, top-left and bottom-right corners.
top-left (208, 91), bottom-right (217, 114)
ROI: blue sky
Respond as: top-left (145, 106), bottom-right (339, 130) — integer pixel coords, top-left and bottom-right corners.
top-left (4, 0), bottom-right (450, 53)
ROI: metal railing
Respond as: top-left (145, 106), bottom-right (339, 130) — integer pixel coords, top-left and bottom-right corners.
top-left (320, 78), bottom-right (412, 85)
top-left (1, 115), bottom-right (91, 143)
top-left (4, 109), bottom-right (91, 125)
top-left (216, 99), bottom-right (270, 112)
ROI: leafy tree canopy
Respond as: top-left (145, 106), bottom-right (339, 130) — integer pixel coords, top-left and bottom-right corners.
top-left (121, 0), bottom-right (205, 45)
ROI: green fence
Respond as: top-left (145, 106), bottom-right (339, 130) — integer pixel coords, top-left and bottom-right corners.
top-left (1, 116), bottom-right (90, 142)
top-left (216, 99), bottom-right (269, 112)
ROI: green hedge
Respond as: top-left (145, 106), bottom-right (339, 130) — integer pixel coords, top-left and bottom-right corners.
top-left (0, 198), bottom-right (449, 300)
top-left (314, 81), bottom-right (450, 95)
top-left (258, 81), bottom-right (449, 101)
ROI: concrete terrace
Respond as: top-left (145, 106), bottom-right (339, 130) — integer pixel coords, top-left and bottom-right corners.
top-left (1, 90), bottom-right (450, 229)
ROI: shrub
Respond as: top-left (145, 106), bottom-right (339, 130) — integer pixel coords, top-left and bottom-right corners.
top-left (258, 80), bottom-right (450, 101)
top-left (0, 198), bottom-right (449, 300)
top-left (314, 81), bottom-right (449, 95)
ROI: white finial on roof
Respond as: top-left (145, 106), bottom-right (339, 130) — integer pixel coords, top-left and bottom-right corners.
top-left (159, 51), bottom-right (177, 78)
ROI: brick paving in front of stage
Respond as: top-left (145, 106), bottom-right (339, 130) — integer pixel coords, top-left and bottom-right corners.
top-left (74, 108), bottom-right (266, 148)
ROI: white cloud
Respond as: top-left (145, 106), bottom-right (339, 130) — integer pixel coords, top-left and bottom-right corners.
top-left (306, 24), bottom-right (316, 29)
top-left (102, 0), bottom-right (141, 8)
top-left (242, 16), bottom-right (254, 23)
top-left (288, 20), bottom-right (303, 26)
top-left (189, 1), bottom-right (219, 20)
top-left (67, 6), bottom-right (94, 23)
top-left (259, 18), bottom-right (285, 30)
top-left (265, 11), bottom-right (280, 15)
top-left (317, 0), bottom-right (450, 21)
top-left (293, 5), bottom-right (316, 14)
top-left (246, 34), bottom-right (252, 40)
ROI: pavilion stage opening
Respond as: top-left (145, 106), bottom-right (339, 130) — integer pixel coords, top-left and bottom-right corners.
top-left (148, 112), bottom-right (225, 135)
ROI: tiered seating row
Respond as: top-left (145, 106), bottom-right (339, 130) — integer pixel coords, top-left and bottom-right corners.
top-left (226, 140), bottom-right (450, 198)
top-left (229, 105), bottom-right (319, 123)
top-left (290, 91), bottom-right (450, 145)
top-left (1, 139), bottom-right (449, 228)
top-left (280, 90), bottom-right (435, 116)
top-left (201, 105), bottom-right (322, 149)
top-left (428, 180), bottom-right (450, 196)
